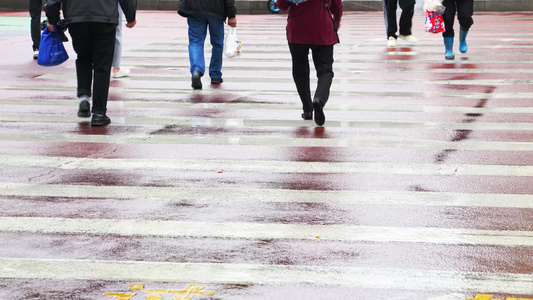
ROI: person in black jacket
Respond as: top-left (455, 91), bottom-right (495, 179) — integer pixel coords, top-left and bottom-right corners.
top-left (179, 0), bottom-right (237, 89)
top-left (45, 0), bottom-right (137, 126)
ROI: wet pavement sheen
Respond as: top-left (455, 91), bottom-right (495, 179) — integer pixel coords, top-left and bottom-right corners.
top-left (0, 9), bottom-right (533, 300)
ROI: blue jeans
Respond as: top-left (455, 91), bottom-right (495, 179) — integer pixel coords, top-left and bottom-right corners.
top-left (187, 14), bottom-right (224, 79)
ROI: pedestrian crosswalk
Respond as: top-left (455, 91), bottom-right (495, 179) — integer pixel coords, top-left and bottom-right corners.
top-left (1, 10), bottom-right (533, 299)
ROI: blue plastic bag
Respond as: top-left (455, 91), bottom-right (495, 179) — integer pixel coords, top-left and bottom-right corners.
top-left (37, 26), bottom-right (69, 66)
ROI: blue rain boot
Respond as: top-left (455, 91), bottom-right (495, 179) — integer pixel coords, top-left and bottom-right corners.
top-left (459, 28), bottom-right (469, 53)
top-left (443, 37), bottom-right (455, 59)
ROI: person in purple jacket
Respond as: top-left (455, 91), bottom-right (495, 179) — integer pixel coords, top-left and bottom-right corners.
top-left (277, 0), bottom-right (343, 126)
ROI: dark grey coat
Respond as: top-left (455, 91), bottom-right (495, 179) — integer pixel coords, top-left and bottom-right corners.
top-left (45, 0), bottom-right (136, 26)
top-left (178, 0), bottom-right (237, 20)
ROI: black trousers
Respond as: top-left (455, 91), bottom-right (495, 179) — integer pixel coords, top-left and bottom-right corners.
top-left (69, 22), bottom-right (116, 115)
top-left (442, 0), bottom-right (474, 37)
top-left (29, 0), bottom-right (43, 50)
top-left (382, 0), bottom-right (416, 38)
top-left (288, 43), bottom-right (334, 114)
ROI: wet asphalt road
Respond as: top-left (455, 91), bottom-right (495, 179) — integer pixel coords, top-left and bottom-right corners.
top-left (0, 9), bottom-right (533, 300)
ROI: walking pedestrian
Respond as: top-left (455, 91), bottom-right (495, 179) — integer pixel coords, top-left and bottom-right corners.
top-left (112, 4), bottom-right (130, 78)
top-left (382, 0), bottom-right (418, 48)
top-left (276, 0), bottom-right (343, 126)
top-left (178, 0), bottom-right (237, 90)
top-left (29, 0), bottom-right (44, 59)
top-left (45, 0), bottom-right (137, 126)
top-left (442, 0), bottom-right (474, 59)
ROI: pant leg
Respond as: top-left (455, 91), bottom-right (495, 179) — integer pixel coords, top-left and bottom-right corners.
top-left (90, 23), bottom-right (117, 115)
top-left (288, 43), bottom-right (313, 114)
top-left (207, 15), bottom-right (225, 79)
top-left (456, 0), bottom-right (474, 30)
top-left (112, 4), bottom-right (124, 69)
top-left (382, 0), bottom-right (398, 38)
top-left (442, 0), bottom-right (457, 37)
top-left (398, 0), bottom-right (416, 36)
top-left (187, 15), bottom-right (208, 75)
top-left (68, 23), bottom-right (94, 99)
top-left (310, 45), bottom-right (334, 106)
top-left (29, 0), bottom-right (43, 50)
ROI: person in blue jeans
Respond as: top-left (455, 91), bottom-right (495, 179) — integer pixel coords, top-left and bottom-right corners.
top-left (178, 0), bottom-right (237, 89)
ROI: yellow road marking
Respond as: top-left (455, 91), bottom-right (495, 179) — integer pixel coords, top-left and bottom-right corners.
top-left (105, 284), bottom-right (215, 300)
top-left (130, 284), bottom-right (144, 291)
top-left (103, 292), bottom-right (135, 300)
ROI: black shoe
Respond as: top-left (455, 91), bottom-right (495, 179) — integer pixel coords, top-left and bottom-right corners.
top-left (211, 78), bottom-right (223, 84)
top-left (78, 101), bottom-right (91, 118)
top-left (192, 71), bottom-right (202, 89)
top-left (90, 114), bottom-right (111, 126)
top-left (313, 98), bottom-right (325, 126)
top-left (301, 111), bottom-right (313, 120)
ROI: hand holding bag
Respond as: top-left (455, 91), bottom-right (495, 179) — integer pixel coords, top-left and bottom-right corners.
top-left (37, 26), bottom-right (69, 66)
top-left (224, 27), bottom-right (242, 58)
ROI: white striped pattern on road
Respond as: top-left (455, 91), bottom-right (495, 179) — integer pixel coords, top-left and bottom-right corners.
top-left (3, 154), bottom-right (533, 176)
top-left (1, 217), bottom-right (533, 247)
top-left (1, 11), bottom-right (533, 298)
top-left (2, 182), bottom-right (533, 208)
top-left (1, 258), bottom-right (532, 294)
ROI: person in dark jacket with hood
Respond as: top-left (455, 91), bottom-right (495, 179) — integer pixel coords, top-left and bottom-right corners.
top-left (45, 0), bottom-right (137, 126)
top-left (179, 0), bottom-right (237, 89)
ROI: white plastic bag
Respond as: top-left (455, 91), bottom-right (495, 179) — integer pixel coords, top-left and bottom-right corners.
top-left (224, 27), bottom-right (242, 58)
top-left (424, 0), bottom-right (445, 13)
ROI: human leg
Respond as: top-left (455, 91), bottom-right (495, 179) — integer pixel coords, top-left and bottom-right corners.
top-left (187, 15), bottom-right (208, 89)
top-left (112, 4), bottom-right (123, 69)
top-left (69, 23), bottom-right (95, 117)
top-left (288, 43), bottom-right (313, 119)
top-left (69, 23), bottom-right (94, 100)
top-left (398, 0), bottom-right (415, 36)
top-left (442, 0), bottom-right (457, 59)
top-left (457, 0), bottom-right (474, 53)
top-left (112, 4), bottom-right (130, 78)
top-left (187, 15), bottom-right (208, 76)
top-left (311, 45), bottom-right (334, 126)
top-left (442, 0), bottom-right (457, 38)
top-left (311, 45), bottom-right (334, 107)
top-left (382, 0), bottom-right (398, 39)
top-left (29, 0), bottom-right (42, 56)
top-left (207, 15), bottom-right (225, 81)
top-left (90, 23), bottom-right (116, 117)
top-left (398, 0), bottom-right (417, 44)
top-left (456, 0), bottom-right (474, 31)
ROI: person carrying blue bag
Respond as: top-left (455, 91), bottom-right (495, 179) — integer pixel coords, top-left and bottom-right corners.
top-left (45, 0), bottom-right (137, 126)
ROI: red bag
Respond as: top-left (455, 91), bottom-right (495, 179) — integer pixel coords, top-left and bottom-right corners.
top-left (425, 10), bottom-right (445, 33)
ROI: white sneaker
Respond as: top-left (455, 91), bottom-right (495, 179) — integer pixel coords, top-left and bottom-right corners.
top-left (399, 34), bottom-right (418, 45)
top-left (387, 36), bottom-right (397, 48)
top-left (33, 50), bottom-right (39, 60)
top-left (112, 68), bottom-right (130, 78)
